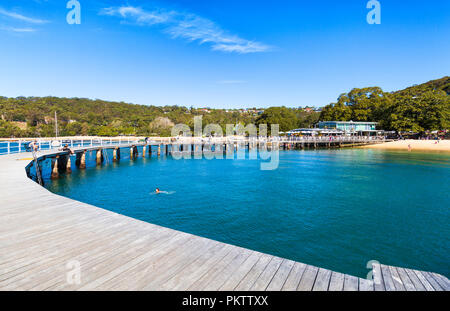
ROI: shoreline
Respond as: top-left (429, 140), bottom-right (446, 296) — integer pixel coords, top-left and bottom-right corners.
top-left (362, 139), bottom-right (450, 153)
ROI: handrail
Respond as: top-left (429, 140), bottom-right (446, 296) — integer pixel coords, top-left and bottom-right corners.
top-left (0, 138), bottom-right (141, 156)
top-left (0, 136), bottom-right (387, 156)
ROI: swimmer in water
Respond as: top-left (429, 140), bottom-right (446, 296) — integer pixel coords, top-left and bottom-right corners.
top-left (155, 188), bottom-right (161, 194)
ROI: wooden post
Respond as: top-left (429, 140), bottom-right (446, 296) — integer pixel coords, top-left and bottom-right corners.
top-left (66, 155), bottom-right (72, 174)
top-left (143, 145), bottom-right (146, 157)
top-left (80, 151), bottom-right (86, 169)
top-left (51, 156), bottom-right (59, 179)
top-left (166, 144), bottom-right (169, 155)
top-left (149, 145), bottom-right (152, 156)
top-left (96, 149), bottom-right (103, 165)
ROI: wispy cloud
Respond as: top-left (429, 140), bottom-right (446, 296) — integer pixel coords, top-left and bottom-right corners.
top-left (3, 26), bottom-right (37, 33)
top-left (101, 6), bottom-right (170, 25)
top-left (100, 6), bottom-right (271, 54)
top-left (217, 80), bottom-right (248, 84)
top-left (0, 8), bottom-right (48, 24)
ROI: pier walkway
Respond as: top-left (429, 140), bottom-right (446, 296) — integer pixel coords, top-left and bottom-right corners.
top-left (0, 147), bottom-right (448, 291)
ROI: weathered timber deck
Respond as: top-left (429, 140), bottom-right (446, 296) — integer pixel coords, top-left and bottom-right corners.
top-left (0, 148), bottom-right (448, 291)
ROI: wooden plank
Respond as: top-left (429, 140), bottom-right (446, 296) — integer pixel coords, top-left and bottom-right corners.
top-left (219, 252), bottom-right (262, 291)
top-left (3, 221), bottom-right (148, 290)
top-left (328, 272), bottom-right (345, 291)
top-left (161, 242), bottom-right (232, 291)
top-left (358, 278), bottom-right (374, 291)
top-left (297, 266), bottom-right (319, 291)
top-left (266, 259), bottom-right (295, 291)
top-left (380, 264), bottom-right (396, 291)
top-left (412, 270), bottom-right (435, 291)
top-left (388, 266), bottom-right (406, 291)
top-left (312, 268), bottom-right (332, 291)
top-left (188, 248), bottom-right (243, 291)
top-left (421, 272), bottom-right (443, 291)
top-left (98, 234), bottom-right (197, 291)
top-left (0, 224), bottom-right (134, 287)
top-left (201, 248), bottom-right (253, 291)
top-left (372, 263), bottom-right (385, 291)
top-left (235, 254), bottom-right (272, 291)
top-left (141, 237), bottom-right (218, 290)
top-left (404, 268), bottom-right (426, 291)
top-left (250, 257), bottom-right (283, 291)
top-left (26, 228), bottom-right (164, 291)
top-left (430, 273), bottom-right (450, 291)
top-left (74, 232), bottom-right (185, 291)
top-left (396, 267), bottom-right (416, 291)
top-left (281, 262), bottom-right (307, 291)
top-left (343, 274), bottom-right (359, 291)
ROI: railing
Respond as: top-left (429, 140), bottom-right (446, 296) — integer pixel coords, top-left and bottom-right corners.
top-left (0, 136), bottom-right (387, 155)
top-left (281, 136), bottom-right (386, 143)
top-left (0, 138), bottom-right (141, 156)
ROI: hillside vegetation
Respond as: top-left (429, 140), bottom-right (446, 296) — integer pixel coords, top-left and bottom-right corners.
top-left (0, 77), bottom-right (448, 138)
top-left (320, 77), bottom-right (450, 132)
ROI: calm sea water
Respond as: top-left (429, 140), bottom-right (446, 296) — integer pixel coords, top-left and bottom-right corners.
top-left (43, 148), bottom-right (450, 278)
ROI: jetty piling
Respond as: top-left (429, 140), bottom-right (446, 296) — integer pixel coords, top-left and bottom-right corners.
top-left (96, 149), bottom-right (103, 165)
top-left (113, 148), bottom-right (118, 162)
top-left (51, 156), bottom-right (59, 179)
top-left (66, 155), bottom-right (72, 174)
top-left (80, 151), bottom-right (86, 169)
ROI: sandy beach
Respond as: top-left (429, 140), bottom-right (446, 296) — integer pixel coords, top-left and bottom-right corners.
top-left (363, 139), bottom-right (450, 152)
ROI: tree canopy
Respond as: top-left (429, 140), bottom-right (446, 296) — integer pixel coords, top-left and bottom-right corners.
top-left (0, 77), bottom-right (448, 138)
top-left (319, 77), bottom-right (450, 132)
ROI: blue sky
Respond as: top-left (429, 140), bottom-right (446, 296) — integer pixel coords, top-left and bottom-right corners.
top-left (0, 0), bottom-right (449, 108)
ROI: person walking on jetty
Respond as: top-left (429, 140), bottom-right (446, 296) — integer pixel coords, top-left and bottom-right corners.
top-left (61, 144), bottom-right (74, 155)
top-left (29, 140), bottom-right (39, 153)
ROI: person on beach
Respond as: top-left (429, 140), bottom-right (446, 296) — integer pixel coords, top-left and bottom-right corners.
top-left (408, 144), bottom-right (412, 152)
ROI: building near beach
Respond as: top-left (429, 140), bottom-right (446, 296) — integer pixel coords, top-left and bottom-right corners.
top-left (317, 121), bottom-right (379, 135)
top-left (286, 121), bottom-right (381, 136)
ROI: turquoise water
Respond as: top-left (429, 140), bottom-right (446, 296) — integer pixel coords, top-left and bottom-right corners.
top-left (44, 149), bottom-right (450, 278)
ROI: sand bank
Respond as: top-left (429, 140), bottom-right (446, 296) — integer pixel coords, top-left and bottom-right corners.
top-left (363, 139), bottom-right (450, 152)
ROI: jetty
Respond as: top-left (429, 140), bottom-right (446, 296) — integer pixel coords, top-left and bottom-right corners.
top-left (0, 141), bottom-right (448, 291)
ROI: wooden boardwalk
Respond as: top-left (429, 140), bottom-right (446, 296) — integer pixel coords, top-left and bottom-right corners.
top-left (0, 149), bottom-right (448, 291)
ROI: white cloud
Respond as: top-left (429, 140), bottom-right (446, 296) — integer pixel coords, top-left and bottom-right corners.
top-left (0, 8), bottom-right (48, 24)
top-left (100, 6), bottom-right (170, 25)
top-left (0, 25), bottom-right (37, 33)
top-left (217, 80), bottom-right (247, 84)
top-left (100, 6), bottom-right (271, 54)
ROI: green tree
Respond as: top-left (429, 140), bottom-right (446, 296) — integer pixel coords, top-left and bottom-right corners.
top-left (256, 107), bottom-right (298, 133)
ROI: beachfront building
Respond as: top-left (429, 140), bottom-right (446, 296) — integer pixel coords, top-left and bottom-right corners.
top-left (286, 128), bottom-right (341, 136)
top-left (286, 121), bottom-right (382, 137)
top-left (317, 121), bottom-right (380, 136)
